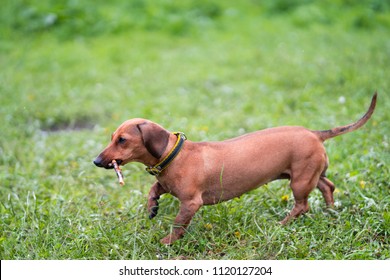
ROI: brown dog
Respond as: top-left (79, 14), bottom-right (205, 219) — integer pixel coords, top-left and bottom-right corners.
top-left (94, 93), bottom-right (377, 244)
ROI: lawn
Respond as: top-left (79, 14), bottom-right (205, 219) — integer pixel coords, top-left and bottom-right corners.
top-left (0, 0), bottom-right (389, 260)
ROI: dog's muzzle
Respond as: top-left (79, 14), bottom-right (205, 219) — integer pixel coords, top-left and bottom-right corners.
top-left (93, 157), bottom-right (122, 169)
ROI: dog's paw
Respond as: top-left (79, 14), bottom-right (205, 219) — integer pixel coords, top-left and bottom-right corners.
top-left (279, 215), bottom-right (292, 226)
top-left (148, 206), bottom-right (159, 219)
top-left (160, 230), bottom-right (185, 245)
top-left (147, 197), bottom-right (159, 219)
top-left (160, 234), bottom-right (175, 245)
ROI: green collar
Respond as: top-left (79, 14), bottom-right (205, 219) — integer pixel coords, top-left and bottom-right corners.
top-left (146, 132), bottom-right (187, 176)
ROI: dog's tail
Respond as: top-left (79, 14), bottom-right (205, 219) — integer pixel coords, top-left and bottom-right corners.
top-left (315, 92), bottom-right (377, 142)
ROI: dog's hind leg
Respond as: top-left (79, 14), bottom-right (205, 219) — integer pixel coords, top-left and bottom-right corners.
top-left (280, 164), bottom-right (323, 225)
top-left (280, 189), bottom-right (311, 225)
top-left (317, 176), bottom-right (335, 207)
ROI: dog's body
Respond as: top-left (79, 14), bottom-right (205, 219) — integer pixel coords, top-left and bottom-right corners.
top-left (94, 93), bottom-right (377, 244)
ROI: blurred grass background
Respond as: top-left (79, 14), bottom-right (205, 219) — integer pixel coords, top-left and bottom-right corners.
top-left (0, 0), bottom-right (389, 259)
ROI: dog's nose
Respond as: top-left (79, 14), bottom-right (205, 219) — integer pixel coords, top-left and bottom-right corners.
top-left (93, 156), bottom-right (103, 167)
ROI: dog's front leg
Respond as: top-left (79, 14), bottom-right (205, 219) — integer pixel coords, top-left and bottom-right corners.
top-left (160, 198), bottom-right (202, 245)
top-left (148, 182), bottom-right (166, 219)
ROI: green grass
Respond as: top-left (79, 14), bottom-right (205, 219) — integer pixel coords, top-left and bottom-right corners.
top-left (1, 0), bottom-right (389, 259)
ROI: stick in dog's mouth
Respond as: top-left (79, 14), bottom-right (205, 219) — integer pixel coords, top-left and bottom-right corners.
top-left (112, 160), bottom-right (125, 186)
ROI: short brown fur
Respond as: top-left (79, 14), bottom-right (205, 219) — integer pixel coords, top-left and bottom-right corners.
top-left (94, 93), bottom-right (377, 244)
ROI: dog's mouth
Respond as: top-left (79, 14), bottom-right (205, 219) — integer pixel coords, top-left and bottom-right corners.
top-left (106, 159), bottom-right (123, 169)
top-left (94, 157), bottom-right (123, 169)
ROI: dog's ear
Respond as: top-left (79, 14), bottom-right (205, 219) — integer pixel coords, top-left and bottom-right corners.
top-left (137, 122), bottom-right (170, 159)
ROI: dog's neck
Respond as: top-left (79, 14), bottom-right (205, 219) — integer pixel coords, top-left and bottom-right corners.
top-left (145, 132), bottom-right (187, 176)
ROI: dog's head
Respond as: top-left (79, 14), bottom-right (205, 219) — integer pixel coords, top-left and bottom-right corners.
top-left (93, 118), bottom-right (170, 169)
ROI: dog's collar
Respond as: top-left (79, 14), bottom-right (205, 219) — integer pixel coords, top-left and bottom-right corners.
top-left (146, 132), bottom-right (187, 176)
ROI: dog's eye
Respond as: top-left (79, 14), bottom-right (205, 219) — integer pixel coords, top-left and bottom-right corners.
top-left (118, 137), bottom-right (126, 144)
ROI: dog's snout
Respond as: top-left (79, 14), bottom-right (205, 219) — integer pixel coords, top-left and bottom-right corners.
top-left (93, 155), bottom-right (120, 169)
top-left (93, 156), bottom-right (104, 167)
